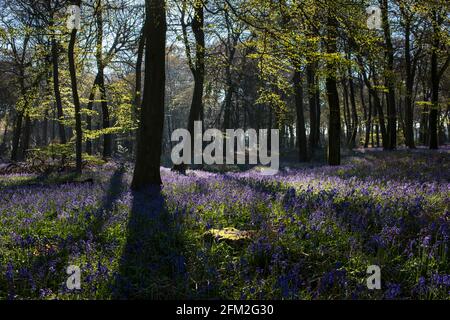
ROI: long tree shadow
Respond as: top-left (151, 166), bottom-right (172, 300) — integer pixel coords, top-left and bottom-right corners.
top-left (112, 186), bottom-right (189, 299)
top-left (1, 165), bottom-right (128, 299)
top-left (89, 165), bottom-right (126, 235)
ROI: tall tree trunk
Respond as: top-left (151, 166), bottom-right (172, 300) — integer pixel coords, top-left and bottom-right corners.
top-left (348, 68), bottom-right (358, 148)
top-left (129, 24), bottom-right (146, 157)
top-left (315, 88), bottom-right (321, 146)
top-left (85, 76), bottom-right (98, 155)
top-left (361, 77), bottom-right (371, 148)
top-left (403, 15), bottom-right (415, 148)
top-left (429, 9), bottom-right (442, 150)
top-left (68, 0), bottom-right (83, 173)
top-left (95, 0), bottom-right (111, 158)
top-left (223, 34), bottom-right (237, 131)
top-left (131, 0), bottom-right (167, 189)
top-left (293, 70), bottom-right (308, 161)
top-left (187, 1), bottom-right (205, 137)
top-left (51, 30), bottom-right (67, 144)
top-left (381, 0), bottom-right (397, 149)
top-left (326, 13), bottom-right (340, 166)
top-left (134, 23), bottom-right (146, 120)
top-left (342, 79), bottom-right (351, 143)
top-left (307, 63), bottom-right (318, 154)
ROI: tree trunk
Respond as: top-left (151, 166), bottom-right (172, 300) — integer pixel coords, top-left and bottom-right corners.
top-left (20, 114), bottom-right (32, 158)
top-left (11, 112), bottom-right (23, 162)
top-left (326, 14), bottom-right (340, 166)
top-left (51, 31), bottom-right (67, 145)
top-left (307, 63), bottom-right (318, 154)
top-left (429, 10), bottom-right (441, 150)
top-left (361, 77), bottom-right (371, 148)
top-left (1, 114), bottom-right (9, 148)
top-left (85, 74), bottom-right (99, 155)
top-left (131, 0), bottom-right (167, 189)
top-left (381, 0), bottom-right (397, 149)
top-left (95, 0), bottom-right (111, 159)
top-left (293, 70), bottom-right (308, 162)
top-left (342, 79), bottom-right (351, 144)
top-left (187, 1), bottom-right (205, 137)
top-left (68, 0), bottom-right (83, 174)
top-left (348, 68), bottom-right (358, 148)
top-left (134, 23), bottom-right (146, 120)
top-left (403, 17), bottom-right (415, 148)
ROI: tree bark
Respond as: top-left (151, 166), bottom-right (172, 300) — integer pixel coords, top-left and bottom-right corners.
top-left (348, 68), bottom-right (358, 148)
top-left (85, 74), bottom-right (101, 155)
top-left (131, 0), bottom-right (167, 189)
top-left (429, 9), bottom-right (445, 150)
top-left (293, 70), bottom-right (308, 162)
top-left (381, 0), bottom-right (397, 149)
top-left (20, 114), bottom-right (32, 158)
top-left (68, 0), bottom-right (83, 173)
top-left (402, 11), bottom-right (416, 148)
top-left (307, 63), bottom-right (318, 154)
top-left (326, 14), bottom-right (340, 166)
top-left (360, 76), bottom-right (371, 148)
top-left (186, 1), bottom-right (205, 137)
top-left (51, 28), bottom-right (67, 145)
top-left (134, 23), bottom-right (146, 120)
top-left (95, 0), bottom-right (111, 158)
top-left (11, 112), bottom-right (23, 162)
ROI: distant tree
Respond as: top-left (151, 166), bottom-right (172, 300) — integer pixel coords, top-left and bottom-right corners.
top-left (179, 0), bottom-right (206, 137)
top-left (326, 12), bottom-right (341, 166)
top-left (380, 0), bottom-right (397, 150)
top-left (427, 4), bottom-right (450, 149)
top-left (68, 0), bottom-right (83, 173)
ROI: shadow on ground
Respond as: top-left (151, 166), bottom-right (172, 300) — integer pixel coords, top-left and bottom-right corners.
top-left (112, 187), bottom-right (189, 299)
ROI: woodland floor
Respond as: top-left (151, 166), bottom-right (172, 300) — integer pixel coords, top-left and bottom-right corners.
top-left (0, 147), bottom-right (449, 299)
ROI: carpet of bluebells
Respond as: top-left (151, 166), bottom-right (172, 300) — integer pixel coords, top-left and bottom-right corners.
top-left (0, 149), bottom-right (449, 300)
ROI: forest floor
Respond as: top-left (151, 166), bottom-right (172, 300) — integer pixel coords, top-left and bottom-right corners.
top-left (0, 147), bottom-right (449, 299)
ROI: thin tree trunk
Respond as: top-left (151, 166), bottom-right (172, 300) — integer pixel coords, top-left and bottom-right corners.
top-left (11, 112), bottom-right (23, 162)
top-left (381, 0), bottom-right (397, 149)
top-left (348, 68), bottom-right (358, 148)
top-left (307, 63), bottom-right (318, 154)
top-left (68, 0), bottom-right (83, 173)
top-left (51, 31), bottom-right (67, 144)
top-left (342, 79), bottom-right (351, 144)
top-left (187, 1), bottom-right (205, 138)
top-left (361, 77), bottom-right (371, 148)
top-left (293, 70), bottom-right (308, 162)
top-left (429, 9), bottom-right (441, 150)
top-left (134, 23), bottom-right (146, 120)
top-left (1, 114), bottom-right (9, 147)
top-left (403, 15), bottom-right (415, 148)
top-left (95, 0), bottom-right (111, 158)
top-left (326, 13), bottom-right (340, 165)
top-left (20, 114), bottom-right (32, 158)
